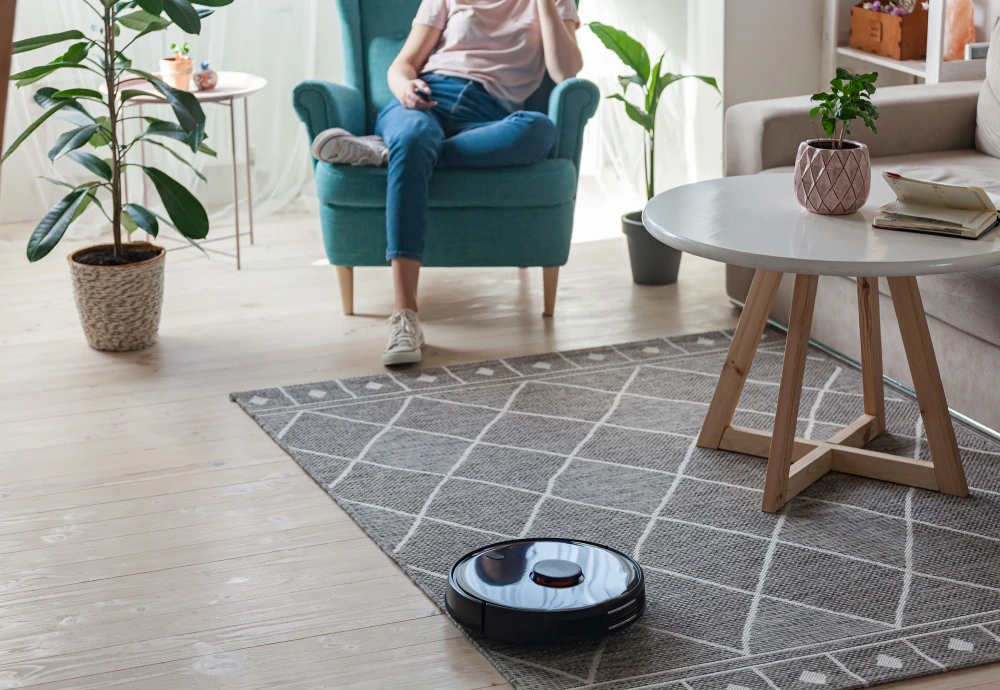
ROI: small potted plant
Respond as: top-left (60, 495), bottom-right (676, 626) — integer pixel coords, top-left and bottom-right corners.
top-left (161, 41), bottom-right (193, 91)
top-left (589, 22), bottom-right (719, 286)
top-left (795, 68), bottom-right (880, 215)
top-left (4, 0), bottom-right (226, 351)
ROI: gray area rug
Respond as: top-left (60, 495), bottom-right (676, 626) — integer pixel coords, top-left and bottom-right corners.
top-left (231, 328), bottom-right (1000, 690)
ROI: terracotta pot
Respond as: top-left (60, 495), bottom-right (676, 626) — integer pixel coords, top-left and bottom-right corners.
top-left (159, 56), bottom-right (193, 91)
top-left (793, 139), bottom-right (871, 215)
top-left (68, 243), bottom-right (166, 352)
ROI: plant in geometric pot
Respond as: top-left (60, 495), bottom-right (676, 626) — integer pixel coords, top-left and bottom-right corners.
top-left (588, 22), bottom-right (720, 285)
top-left (4, 0), bottom-right (229, 351)
top-left (796, 68), bottom-right (880, 215)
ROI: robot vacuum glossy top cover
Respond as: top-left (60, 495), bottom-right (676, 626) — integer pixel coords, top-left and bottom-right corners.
top-left (445, 538), bottom-right (645, 644)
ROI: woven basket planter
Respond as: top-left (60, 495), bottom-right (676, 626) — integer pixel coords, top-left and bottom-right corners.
top-left (68, 243), bottom-right (166, 352)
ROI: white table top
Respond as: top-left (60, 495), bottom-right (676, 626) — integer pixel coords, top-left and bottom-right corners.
top-left (642, 173), bottom-right (1000, 277)
top-left (119, 71), bottom-right (267, 104)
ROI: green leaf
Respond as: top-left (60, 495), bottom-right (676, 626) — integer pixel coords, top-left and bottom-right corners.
top-left (588, 22), bottom-right (650, 84)
top-left (646, 54), bottom-right (663, 115)
top-left (821, 115), bottom-right (837, 137)
top-left (70, 191), bottom-right (95, 223)
top-left (56, 42), bottom-right (91, 64)
top-left (652, 73), bottom-right (720, 113)
top-left (117, 9), bottom-right (170, 32)
top-left (835, 67), bottom-right (854, 81)
top-left (89, 116), bottom-right (113, 148)
top-left (67, 150), bottom-right (113, 180)
top-left (12, 62), bottom-right (92, 88)
top-left (26, 189), bottom-right (90, 262)
top-left (618, 74), bottom-right (643, 92)
top-left (12, 30), bottom-right (85, 54)
top-left (809, 106), bottom-right (821, 119)
top-left (2, 100), bottom-right (72, 162)
top-left (34, 87), bottom-right (96, 126)
top-left (121, 208), bottom-right (140, 233)
top-left (52, 88), bottom-right (104, 101)
top-left (141, 138), bottom-right (207, 181)
top-left (120, 88), bottom-right (167, 103)
top-left (49, 124), bottom-right (102, 161)
top-left (143, 166), bottom-right (209, 239)
top-left (162, 0), bottom-right (202, 33)
top-left (124, 203), bottom-right (160, 237)
top-left (128, 70), bottom-right (206, 150)
top-left (608, 94), bottom-right (653, 131)
top-left (134, 0), bottom-right (165, 13)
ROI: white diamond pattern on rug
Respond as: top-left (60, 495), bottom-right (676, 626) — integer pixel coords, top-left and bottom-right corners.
top-left (799, 670), bottom-right (828, 684)
top-left (948, 637), bottom-right (975, 652)
top-left (232, 328), bottom-right (1000, 690)
top-left (308, 389), bottom-right (328, 400)
top-left (876, 654), bottom-right (903, 669)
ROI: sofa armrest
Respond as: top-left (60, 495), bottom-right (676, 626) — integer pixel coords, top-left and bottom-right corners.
top-left (548, 78), bottom-right (600, 173)
top-left (725, 81), bottom-right (982, 176)
top-left (293, 81), bottom-right (366, 145)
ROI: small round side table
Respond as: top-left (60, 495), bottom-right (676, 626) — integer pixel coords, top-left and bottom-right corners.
top-left (118, 71), bottom-right (268, 270)
top-left (643, 173), bottom-right (1000, 513)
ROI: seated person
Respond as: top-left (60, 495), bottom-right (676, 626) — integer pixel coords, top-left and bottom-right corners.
top-left (312, 0), bottom-right (583, 365)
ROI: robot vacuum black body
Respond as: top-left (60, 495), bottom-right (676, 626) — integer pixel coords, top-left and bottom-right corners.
top-left (446, 539), bottom-right (645, 644)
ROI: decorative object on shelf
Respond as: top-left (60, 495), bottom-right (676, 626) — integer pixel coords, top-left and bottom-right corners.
top-left (4, 0), bottom-right (229, 351)
top-left (794, 68), bottom-right (880, 215)
top-left (944, 0), bottom-right (976, 61)
top-left (850, 0), bottom-right (928, 60)
top-left (588, 22), bottom-right (719, 286)
top-left (194, 61), bottom-right (218, 91)
top-left (161, 41), bottom-right (193, 90)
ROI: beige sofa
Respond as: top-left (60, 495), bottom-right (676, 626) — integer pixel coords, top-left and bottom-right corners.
top-left (724, 71), bottom-right (1000, 432)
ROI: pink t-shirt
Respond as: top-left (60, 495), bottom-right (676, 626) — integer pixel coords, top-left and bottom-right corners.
top-left (413, 0), bottom-right (580, 111)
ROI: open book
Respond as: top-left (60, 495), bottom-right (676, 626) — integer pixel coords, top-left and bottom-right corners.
top-left (874, 172), bottom-right (999, 239)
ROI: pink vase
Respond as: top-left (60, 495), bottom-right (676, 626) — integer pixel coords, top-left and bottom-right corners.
top-left (944, 0), bottom-right (976, 61)
top-left (794, 139), bottom-right (871, 215)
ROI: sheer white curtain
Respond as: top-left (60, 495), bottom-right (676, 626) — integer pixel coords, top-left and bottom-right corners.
top-left (0, 0), bottom-right (343, 239)
top-left (575, 0), bottom-right (725, 231)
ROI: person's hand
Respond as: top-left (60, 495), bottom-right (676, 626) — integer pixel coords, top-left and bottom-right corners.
top-left (399, 79), bottom-right (437, 110)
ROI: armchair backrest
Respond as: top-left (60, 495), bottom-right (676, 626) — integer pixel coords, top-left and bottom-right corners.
top-left (335, 0), bottom-right (577, 132)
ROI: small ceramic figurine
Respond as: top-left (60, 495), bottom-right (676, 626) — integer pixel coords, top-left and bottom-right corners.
top-left (195, 61), bottom-right (219, 91)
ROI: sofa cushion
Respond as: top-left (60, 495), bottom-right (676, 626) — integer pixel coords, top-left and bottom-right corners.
top-left (977, 17), bottom-right (1000, 158)
top-left (766, 149), bottom-right (1000, 349)
top-left (314, 158), bottom-right (579, 209)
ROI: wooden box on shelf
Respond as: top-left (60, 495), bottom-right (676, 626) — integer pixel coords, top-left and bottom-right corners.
top-left (849, 4), bottom-right (929, 61)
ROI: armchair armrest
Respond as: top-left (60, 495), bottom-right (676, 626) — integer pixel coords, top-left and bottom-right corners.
top-left (725, 81), bottom-right (982, 176)
top-left (548, 78), bottom-right (600, 173)
top-left (293, 80), bottom-right (366, 145)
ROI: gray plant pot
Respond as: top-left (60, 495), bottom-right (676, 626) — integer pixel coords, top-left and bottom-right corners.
top-left (622, 210), bottom-right (682, 286)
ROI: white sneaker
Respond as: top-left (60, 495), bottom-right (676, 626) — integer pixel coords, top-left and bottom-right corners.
top-left (383, 309), bottom-right (425, 366)
top-left (311, 128), bottom-right (389, 166)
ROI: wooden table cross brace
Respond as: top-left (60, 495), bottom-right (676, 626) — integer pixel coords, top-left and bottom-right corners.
top-left (697, 270), bottom-right (970, 513)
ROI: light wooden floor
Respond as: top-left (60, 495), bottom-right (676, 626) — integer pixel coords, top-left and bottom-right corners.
top-left (0, 215), bottom-right (996, 689)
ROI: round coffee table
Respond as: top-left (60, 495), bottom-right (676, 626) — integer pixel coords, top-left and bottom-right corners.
top-left (643, 173), bottom-right (1000, 513)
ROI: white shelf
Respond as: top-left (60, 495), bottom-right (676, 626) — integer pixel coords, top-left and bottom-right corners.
top-left (835, 46), bottom-right (927, 79)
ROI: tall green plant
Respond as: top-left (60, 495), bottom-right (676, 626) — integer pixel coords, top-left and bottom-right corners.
top-left (4, 0), bottom-right (233, 262)
top-left (810, 68), bottom-right (880, 149)
top-left (589, 22), bottom-right (720, 201)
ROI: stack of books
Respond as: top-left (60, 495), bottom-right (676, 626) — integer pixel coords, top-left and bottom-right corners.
top-left (874, 172), bottom-right (999, 240)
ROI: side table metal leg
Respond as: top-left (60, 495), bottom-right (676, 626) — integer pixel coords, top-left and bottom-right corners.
top-left (228, 99), bottom-right (242, 270)
top-left (244, 98), bottom-right (255, 245)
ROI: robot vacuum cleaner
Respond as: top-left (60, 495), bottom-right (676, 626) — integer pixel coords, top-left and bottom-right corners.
top-left (445, 538), bottom-right (645, 644)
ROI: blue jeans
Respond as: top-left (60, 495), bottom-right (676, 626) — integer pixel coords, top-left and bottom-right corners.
top-left (374, 73), bottom-right (558, 262)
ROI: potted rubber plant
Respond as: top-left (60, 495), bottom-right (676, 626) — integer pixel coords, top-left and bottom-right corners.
top-left (795, 68), bottom-right (880, 215)
top-left (4, 0), bottom-right (230, 351)
top-left (589, 22), bottom-right (719, 286)
top-left (161, 41), bottom-right (193, 90)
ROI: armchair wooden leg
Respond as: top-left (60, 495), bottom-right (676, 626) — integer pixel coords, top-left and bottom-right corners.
top-left (336, 266), bottom-right (354, 316)
top-left (543, 267), bottom-right (559, 317)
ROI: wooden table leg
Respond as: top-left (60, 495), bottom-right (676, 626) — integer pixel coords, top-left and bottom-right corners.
top-left (888, 276), bottom-right (969, 497)
top-left (763, 274), bottom-right (819, 513)
top-left (697, 269), bottom-right (783, 449)
top-left (857, 277), bottom-right (886, 436)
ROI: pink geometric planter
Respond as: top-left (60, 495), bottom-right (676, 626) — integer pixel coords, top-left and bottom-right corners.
top-left (794, 139), bottom-right (871, 215)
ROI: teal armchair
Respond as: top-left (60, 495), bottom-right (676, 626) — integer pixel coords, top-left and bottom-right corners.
top-left (293, 0), bottom-right (599, 316)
